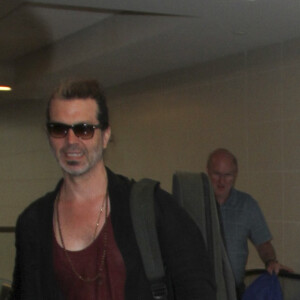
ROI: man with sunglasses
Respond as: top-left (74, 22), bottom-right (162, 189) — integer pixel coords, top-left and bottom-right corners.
top-left (11, 79), bottom-right (216, 300)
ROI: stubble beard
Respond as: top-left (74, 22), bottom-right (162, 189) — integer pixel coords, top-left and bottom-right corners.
top-left (52, 143), bottom-right (104, 177)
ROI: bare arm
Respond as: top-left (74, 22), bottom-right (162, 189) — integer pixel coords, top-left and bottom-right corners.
top-left (256, 241), bottom-right (294, 274)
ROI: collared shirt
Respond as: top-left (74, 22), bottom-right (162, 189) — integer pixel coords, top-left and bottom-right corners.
top-left (220, 188), bottom-right (272, 285)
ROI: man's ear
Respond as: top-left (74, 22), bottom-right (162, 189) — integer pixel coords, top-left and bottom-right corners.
top-left (102, 126), bottom-right (111, 149)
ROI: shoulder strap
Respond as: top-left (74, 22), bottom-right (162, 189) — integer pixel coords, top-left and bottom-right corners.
top-left (130, 178), bottom-right (168, 300)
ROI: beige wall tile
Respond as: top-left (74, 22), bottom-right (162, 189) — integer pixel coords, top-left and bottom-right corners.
top-left (1, 150), bottom-right (60, 181)
top-left (282, 37), bottom-right (300, 66)
top-left (267, 221), bottom-right (284, 264)
top-left (283, 120), bottom-right (300, 170)
top-left (283, 222), bottom-right (300, 273)
top-left (107, 76), bottom-right (247, 190)
top-left (246, 43), bottom-right (282, 72)
top-left (0, 178), bottom-right (60, 226)
top-left (0, 125), bottom-right (48, 155)
top-left (248, 172), bottom-right (283, 221)
top-left (248, 121), bottom-right (283, 172)
top-left (283, 172), bottom-right (300, 222)
top-left (0, 233), bottom-right (15, 280)
top-left (282, 66), bottom-right (300, 120)
top-left (246, 71), bottom-right (283, 123)
top-left (234, 171), bottom-right (249, 193)
top-left (212, 52), bottom-right (245, 79)
top-left (0, 99), bottom-right (46, 128)
top-left (246, 241), bottom-right (264, 269)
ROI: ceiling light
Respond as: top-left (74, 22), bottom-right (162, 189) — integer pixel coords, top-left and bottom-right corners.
top-left (0, 85), bottom-right (12, 91)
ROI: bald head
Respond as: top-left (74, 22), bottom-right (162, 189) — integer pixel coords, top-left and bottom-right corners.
top-left (206, 148), bottom-right (238, 204)
top-left (207, 148), bottom-right (238, 172)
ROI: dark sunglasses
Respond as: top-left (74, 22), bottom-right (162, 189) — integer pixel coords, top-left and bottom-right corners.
top-left (47, 122), bottom-right (101, 139)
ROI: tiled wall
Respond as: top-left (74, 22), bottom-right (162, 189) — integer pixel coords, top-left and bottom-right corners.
top-left (1, 37), bottom-right (300, 280)
top-left (0, 99), bottom-right (61, 279)
top-left (106, 38), bottom-right (300, 273)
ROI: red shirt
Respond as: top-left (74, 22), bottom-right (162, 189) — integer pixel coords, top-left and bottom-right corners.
top-left (53, 215), bottom-right (126, 300)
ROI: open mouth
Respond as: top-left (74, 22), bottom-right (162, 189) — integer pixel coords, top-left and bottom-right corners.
top-left (66, 152), bottom-right (83, 158)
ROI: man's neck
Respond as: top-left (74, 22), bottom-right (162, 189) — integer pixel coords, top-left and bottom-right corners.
top-left (216, 193), bottom-right (231, 205)
top-left (216, 196), bottom-right (227, 205)
top-left (61, 163), bottom-right (108, 202)
top-left (216, 188), bottom-right (234, 205)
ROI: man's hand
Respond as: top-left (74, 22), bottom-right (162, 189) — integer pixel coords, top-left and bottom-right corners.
top-left (265, 259), bottom-right (294, 275)
top-left (256, 241), bottom-right (294, 275)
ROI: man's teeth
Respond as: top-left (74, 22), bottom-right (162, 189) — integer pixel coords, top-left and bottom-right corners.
top-left (67, 153), bottom-right (82, 157)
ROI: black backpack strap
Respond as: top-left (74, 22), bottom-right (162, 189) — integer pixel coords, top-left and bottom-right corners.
top-left (130, 178), bottom-right (168, 300)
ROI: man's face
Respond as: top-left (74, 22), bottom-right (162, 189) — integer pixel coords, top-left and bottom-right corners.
top-left (48, 97), bottom-right (110, 177)
top-left (207, 153), bottom-right (237, 203)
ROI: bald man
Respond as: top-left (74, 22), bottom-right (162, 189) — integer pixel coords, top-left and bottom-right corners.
top-left (207, 148), bottom-right (293, 298)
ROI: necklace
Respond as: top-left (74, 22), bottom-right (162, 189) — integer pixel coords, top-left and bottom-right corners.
top-left (93, 195), bottom-right (107, 240)
top-left (55, 190), bottom-right (109, 282)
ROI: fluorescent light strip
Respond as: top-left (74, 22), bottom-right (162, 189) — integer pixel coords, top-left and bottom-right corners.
top-left (0, 86), bottom-right (12, 91)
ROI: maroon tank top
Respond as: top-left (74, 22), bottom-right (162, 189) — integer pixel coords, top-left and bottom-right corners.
top-left (53, 215), bottom-right (126, 300)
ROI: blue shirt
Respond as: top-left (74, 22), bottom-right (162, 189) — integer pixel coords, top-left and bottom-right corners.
top-left (220, 188), bottom-right (272, 284)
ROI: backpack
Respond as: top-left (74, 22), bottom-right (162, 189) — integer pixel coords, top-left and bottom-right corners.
top-left (242, 272), bottom-right (283, 300)
top-left (130, 171), bottom-right (236, 300)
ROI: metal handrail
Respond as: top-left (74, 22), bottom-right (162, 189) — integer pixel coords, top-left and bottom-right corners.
top-left (245, 268), bottom-right (300, 280)
top-left (0, 227), bottom-right (15, 233)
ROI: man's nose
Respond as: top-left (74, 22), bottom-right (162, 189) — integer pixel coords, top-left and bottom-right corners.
top-left (218, 174), bottom-right (226, 184)
top-left (65, 128), bottom-right (79, 143)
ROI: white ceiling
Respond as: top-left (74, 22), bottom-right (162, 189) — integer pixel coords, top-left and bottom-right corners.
top-left (1, 0), bottom-right (300, 100)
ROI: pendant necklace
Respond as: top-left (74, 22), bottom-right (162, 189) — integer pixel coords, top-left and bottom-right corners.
top-left (55, 189), bottom-right (109, 282)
